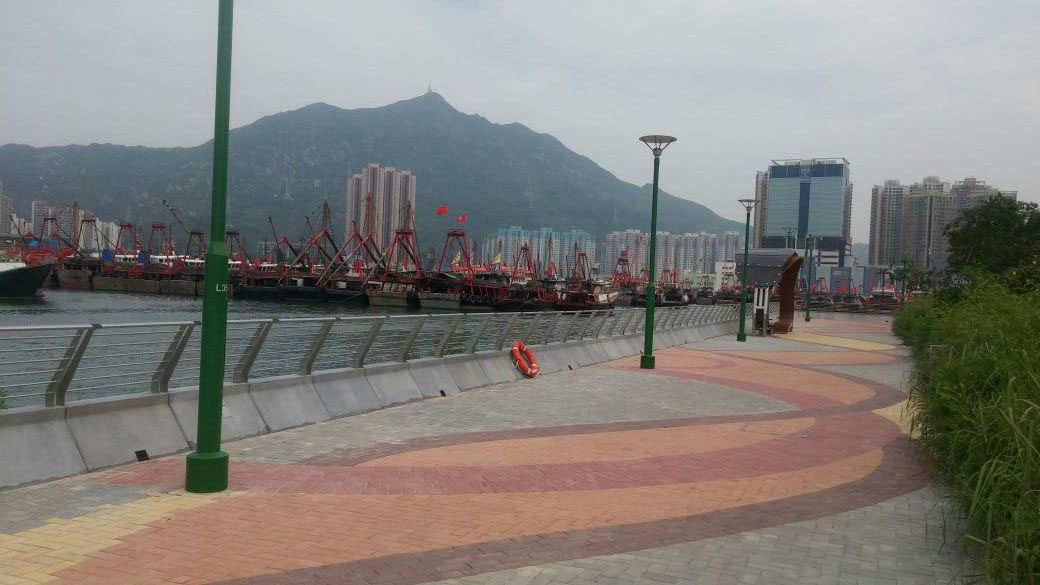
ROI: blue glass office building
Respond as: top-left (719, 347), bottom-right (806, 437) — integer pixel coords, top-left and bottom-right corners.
top-left (760, 158), bottom-right (852, 266)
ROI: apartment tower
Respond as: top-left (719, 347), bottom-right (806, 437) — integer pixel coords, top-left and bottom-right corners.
top-left (345, 164), bottom-right (417, 252)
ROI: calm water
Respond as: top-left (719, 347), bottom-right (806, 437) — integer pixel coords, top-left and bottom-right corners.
top-left (0, 289), bottom-right (408, 327)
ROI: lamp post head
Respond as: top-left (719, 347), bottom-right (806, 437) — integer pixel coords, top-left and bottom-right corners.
top-left (737, 198), bottom-right (757, 212)
top-left (640, 135), bottom-right (677, 157)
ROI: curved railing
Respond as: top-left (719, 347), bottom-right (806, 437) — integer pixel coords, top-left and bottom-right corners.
top-left (0, 304), bottom-right (739, 409)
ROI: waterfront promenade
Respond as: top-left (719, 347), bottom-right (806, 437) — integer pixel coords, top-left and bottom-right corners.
top-left (0, 318), bottom-right (968, 584)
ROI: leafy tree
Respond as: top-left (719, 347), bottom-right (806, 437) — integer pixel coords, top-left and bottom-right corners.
top-left (945, 195), bottom-right (1040, 277)
top-left (892, 258), bottom-right (930, 292)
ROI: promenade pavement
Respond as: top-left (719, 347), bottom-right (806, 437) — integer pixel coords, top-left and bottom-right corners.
top-left (0, 317), bottom-right (971, 584)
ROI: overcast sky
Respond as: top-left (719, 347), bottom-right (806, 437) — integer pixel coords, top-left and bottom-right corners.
top-left (2, 1), bottom-right (1037, 241)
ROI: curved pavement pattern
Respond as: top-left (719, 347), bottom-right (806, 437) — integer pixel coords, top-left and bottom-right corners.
top-left (0, 318), bottom-right (970, 584)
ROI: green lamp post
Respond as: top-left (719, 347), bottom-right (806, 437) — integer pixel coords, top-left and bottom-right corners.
top-left (638, 135), bottom-right (676, 370)
top-left (186, 0), bottom-right (234, 493)
top-left (735, 198), bottom-right (757, 342)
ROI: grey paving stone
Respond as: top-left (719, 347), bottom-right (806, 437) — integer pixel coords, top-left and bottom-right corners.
top-left (419, 486), bottom-right (975, 585)
top-left (223, 368), bottom-right (795, 463)
top-left (0, 478), bottom-right (151, 533)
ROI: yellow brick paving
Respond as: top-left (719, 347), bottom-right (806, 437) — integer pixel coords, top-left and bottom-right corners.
top-left (777, 331), bottom-right (896, 351)
top-left (0, 491), bottom-right (239, 585)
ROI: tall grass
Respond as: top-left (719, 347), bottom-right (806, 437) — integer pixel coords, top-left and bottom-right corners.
top-left (895, 284), bottom-right (1040, 583)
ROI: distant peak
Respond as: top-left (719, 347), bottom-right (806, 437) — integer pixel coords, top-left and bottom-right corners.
top-left (389, 90), bottom-right (457, 112)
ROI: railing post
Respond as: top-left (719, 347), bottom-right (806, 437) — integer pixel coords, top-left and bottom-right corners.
top-left (591, 311), bottom-right (607, 338)
top-left (628, 309), bottom-right (645, 334)
top-left (355, 316), bottom-right (386, 367)
top-left (152, 323), bottom-right (195, 393)
top-left (299, 318), bottom-right (336, 375)
top-left (496, 312), bottom-right (521, 350)
top-left (468, 314), bottom-right (494, 353)
top-left (436, 314), bottom-right (463, 357)
top-left (233, 319), bottom-right (274, 383)
top-left (522, 312), bottom-right (543, 344)
top-left (614, 310), bottom-right (631, 336)
top-left (45, 325), bottom-right (97, 407)
top-left (400, 316), bottom-right (428, 362)
top-left (576, 312), bottom-right (594, 339)
top-left (562, 312), bottom-right (581, 341)
top-left (667, 308), bottom-right (683, 328)
top-left (543, 311), bottom-right (563, 344)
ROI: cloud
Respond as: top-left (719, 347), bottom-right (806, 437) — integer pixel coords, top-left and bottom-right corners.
top-left (1, 0), bottom-right (1036, 241)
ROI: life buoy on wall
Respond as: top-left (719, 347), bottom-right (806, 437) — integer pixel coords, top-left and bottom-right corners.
top-left (511, 341), bottom-right (539, 378)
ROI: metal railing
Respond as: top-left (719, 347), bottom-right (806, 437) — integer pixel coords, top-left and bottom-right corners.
top-left (0, 305), bottom-right (738, 409)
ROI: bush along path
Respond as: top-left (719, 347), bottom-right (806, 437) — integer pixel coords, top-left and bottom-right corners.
top-left (894, 284), bottom-right (1040, 583)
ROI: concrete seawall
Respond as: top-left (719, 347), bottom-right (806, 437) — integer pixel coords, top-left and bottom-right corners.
top-left (0, 319), bottom-right (739, 489)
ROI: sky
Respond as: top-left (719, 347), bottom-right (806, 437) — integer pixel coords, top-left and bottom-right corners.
top-left (2, 1), bottom-right (1038, 242)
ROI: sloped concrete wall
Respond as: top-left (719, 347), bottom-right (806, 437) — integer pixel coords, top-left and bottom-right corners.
top-left (248, 375), bottom-right (329, 432)
top-left (311, 368), bottom-right (382, 417)
top-left (407, 358), bottom-right (460, 397)
top-left (365, 363), bottom-right (425, 406)
top-left (0, 406), bottom-right (85, 488)
top-left (65, 393), bottom-right (188, 470)
top-left (169, 383), bottom-right (268, 447)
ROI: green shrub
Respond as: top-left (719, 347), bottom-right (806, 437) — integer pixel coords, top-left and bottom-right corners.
top-left (896, 285), bottom-right (1040, 583)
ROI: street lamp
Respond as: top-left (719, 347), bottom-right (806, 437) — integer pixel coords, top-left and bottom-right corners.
top-left (736, 198), bottom-right (757, 342)
top-left (186, 0), bottom-right (234, 493)
top-left (638, 134), bottom-right (677, 369)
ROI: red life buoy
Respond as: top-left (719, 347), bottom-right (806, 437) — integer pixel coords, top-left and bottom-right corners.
top-left (511, 341), bottom-right (539, 378)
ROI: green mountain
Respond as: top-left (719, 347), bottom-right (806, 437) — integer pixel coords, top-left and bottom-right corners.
top-left (0, 92), bottom-right (739, 251)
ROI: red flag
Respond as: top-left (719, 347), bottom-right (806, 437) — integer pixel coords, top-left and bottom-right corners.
top-left (455, 212), bottom-right (467, 224)
top-left (435, 204), bottom-right (448, 215)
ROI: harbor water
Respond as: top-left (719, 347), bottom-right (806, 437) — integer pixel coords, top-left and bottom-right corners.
top-left (0, 288), bottom-right (406, 327)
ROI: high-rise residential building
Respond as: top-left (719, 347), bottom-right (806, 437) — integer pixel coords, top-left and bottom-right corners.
top-left (605, 229), bottom-right (740, 282)
top-left (900, 177), bottom-right (952, 270)
top-left (867, 180), bottom-right (907, 266)
top-left (868, 175), bottom-right (1016, 271)
top-left (951, 177), bottom-right (1017, 211)
top-left (556, 228), bottom-right (596, 273)
top-left (760, 158), bottom-right (853, 266)
top-left (29, 201), bottom-right (86, 243)
top-left (480, 226), bottom-right (596, 274)
top-left (718, 231), bottom-right (742, 263)
top-left (605, 229), bottom-right (649, 275)
top-left (0, 194), bottom-right (12, 237)
top-left (752, 171), bottom-right (767, 247)
top-left (344, 164), bottom-right (416, 252)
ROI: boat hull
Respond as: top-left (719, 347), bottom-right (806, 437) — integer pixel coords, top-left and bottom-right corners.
top-left (417, 291), bottom-right (461, 311)
top-left (0, 263), bottom-right (55, 298)
top-left (368, 290), bottom-right (417, 307)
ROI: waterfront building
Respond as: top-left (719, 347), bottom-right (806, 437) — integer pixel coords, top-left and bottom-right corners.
top-left (867, 175), bottom-right (1015, 271)
top-left (868, 180), bottom-right (907, 266)
top-left (951, 176), bottom-right (1017, 210)
top-left (718, 231), bottom-right (742, 263)
top-left (752, 170), bottom-right (767, 248)
top-left (480, 226), bottom-right (596, 274)
top-left (29, 201), bottom-right (88, 243)
top-left (345, 164), bottom-right (417, 252)
top-left (0, 194), bottom-right (11, 237)
top-left (759, 158), bottom-right (853, 266)
top-left (605, 229), bottom-right (649, 275)
top-left (605, 229), bottom-right (741, 283)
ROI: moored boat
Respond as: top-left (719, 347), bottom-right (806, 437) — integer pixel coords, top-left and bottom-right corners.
top-left (0, 260), bottom-right (56, 298)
